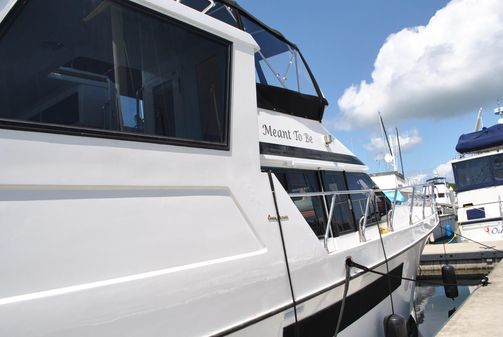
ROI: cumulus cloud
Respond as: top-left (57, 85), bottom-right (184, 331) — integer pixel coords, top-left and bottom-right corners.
top-left (364, 129), bottom-right (422, 160)
top-left (336, 0), bottom-right (503, 130)
top-left (433, 161), bottom-right (454, 181)
top-left (408, 174), bottom-right (428, 185)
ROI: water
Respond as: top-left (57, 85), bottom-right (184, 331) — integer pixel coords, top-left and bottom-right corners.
top-left (415, 282), bottom-right (479, 337)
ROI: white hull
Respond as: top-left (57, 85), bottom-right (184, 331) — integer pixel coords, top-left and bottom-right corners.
top-left (229, 234), bottom-right (429, 337)
top-left (459, 220), bottom-right (503, 242)
top-left (0, 1), bottom-right (438, 336)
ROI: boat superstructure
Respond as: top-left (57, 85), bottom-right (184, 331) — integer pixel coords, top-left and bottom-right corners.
top-left (0, 1), bottom-right (438, 336)
top-left (425, 177), bottom-right (455, 210)
top-left (452, 108), bottom-right (503, 242)
top-left (425, 177), bottom-right (456, 242)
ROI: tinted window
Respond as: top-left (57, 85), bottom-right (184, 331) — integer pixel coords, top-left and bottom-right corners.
top-left (206, 3), bottom-right (239, 27)
top-left (0, 0), bottom-right (230, 146)
top-left (453, 156), bottom-right (494, 192)
top-left (346, 172), bottom-right (388, 225)
top-left (271, 168), bottom-right (327, 237)
top-left (240, 16), bottom-right (317, 96)
top-left (493, 155), bottom-right (503, 182)
top-left (322, 171), bottom-right (355, 235)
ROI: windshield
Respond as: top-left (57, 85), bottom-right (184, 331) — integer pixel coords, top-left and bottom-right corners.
top-left (180, 0), bottom-right (240, 27)
top-left (179, 0), bottom-right (327, 120)
top-left (453, 153), bottom-right (503, 192)
top-left (240, 16), bottom-right (317, 96)
top-left (180, 0), bottom-right (319, 97)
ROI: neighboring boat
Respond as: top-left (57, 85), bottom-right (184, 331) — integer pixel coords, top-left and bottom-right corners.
top-left (452, 107), bottom-right (503, 242)
top-left (0, 1), bottom-right (438, 336)
top-left (369, 115), bottom-right (409, 203)
top-left (425, 177), bottom-right (457, 242)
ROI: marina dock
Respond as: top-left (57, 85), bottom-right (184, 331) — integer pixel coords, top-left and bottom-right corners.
top-left (419, 241), bottom-right (503, 278)
top-left (435, 260), bottom-right (503, 337)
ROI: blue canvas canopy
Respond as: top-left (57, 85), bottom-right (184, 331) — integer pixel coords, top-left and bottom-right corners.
top-left (456, 123), bottom-right (503, 153)
top-left (383, 190), bottom-right (406, 203)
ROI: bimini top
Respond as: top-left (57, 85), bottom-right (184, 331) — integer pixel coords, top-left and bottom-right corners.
top-left (456, 123), bottom-right (503, 153)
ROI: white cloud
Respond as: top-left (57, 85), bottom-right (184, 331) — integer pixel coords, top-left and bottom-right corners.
top-left (336, 0), bottom-right (503, 130)
top-left (408, 174), bottom-right (428, 185)
top-left (364, 129), bottom-right (422, 160)
top-left (433, 161), bottom-right (454, 181)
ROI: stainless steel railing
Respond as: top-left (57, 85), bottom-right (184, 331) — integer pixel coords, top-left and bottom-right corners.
top-left (288, 183), bottom-right (438, 251)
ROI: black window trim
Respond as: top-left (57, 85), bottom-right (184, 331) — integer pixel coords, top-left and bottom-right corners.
top-left (0, 0), bottom-right (233, 151)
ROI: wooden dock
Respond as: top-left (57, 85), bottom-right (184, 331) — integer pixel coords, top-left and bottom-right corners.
top-left (435, 260), bottom-right (503, 337)
top-left (419, 241), bottom-right (503, 278)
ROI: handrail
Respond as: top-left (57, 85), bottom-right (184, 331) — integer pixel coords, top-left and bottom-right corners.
top-left (288, 189), bottom-right (373, 198)
top-left (289, 189), bottom-right (374, 249)
top-left (287, 182), bottom-right (438, 251)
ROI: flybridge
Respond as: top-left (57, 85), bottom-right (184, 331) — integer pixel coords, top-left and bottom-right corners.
top-left (178, 0), bottom-right (329, 121)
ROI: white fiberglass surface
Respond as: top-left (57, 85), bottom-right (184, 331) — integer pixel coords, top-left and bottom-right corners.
top-left (0, 187), bottom-right (263, 298)
top-left (460, 221), bottom-right (503, 241)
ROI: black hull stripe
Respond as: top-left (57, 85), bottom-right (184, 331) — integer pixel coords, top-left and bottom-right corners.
top-left (211, 231), bottom-right (430, 337)
top-left (259, 142), bottom-right (364, 166)
top-left (283, 264), bottom-right (403, 337)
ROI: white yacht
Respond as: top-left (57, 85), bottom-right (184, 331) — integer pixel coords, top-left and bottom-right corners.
top-left (0, 1), bottom-right (438, 336)
top-left (425, 177), bottom-right (455, 211)
top-left (453, 108), bottom-right (503, 242)
top-left (425, 177), bottom-right (456, 242)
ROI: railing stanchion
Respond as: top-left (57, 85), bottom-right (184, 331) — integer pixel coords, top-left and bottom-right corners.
top-left (324, 194), bottom-right (337, 250)
top-left (409, 186), bottom-right (415, 225)
top-left (360, 191), bottom-right (372, 242)
top-left (499, 195), bottom-right (503, 220)
top-left (422, 186), bottom-right (426, 220)
top-left (390, 188), bottom-right (398, 231)
top-left (429, 183), bottom-right (436, 214)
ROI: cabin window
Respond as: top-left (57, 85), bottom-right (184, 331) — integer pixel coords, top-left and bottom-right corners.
top-left (270, 168), bottom-right (327, 237)
top-left (453, 156), bottom-right (494, 192)
top-left (345, 172), bottom-right (389, 226)
top-left (0, 0), bottom-right (230, 148)
top-left (321, 171), bottom-right (356, 235)
top-left (493, 155), bottom-right (503, 182)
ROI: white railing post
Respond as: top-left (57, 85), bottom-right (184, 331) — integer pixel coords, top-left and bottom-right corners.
top-left (324, 195), bottom-right (337, 250)
top-left (390, 188), bottom-right (398, 230)
top-left (409, 186), bottom-right (416, 225)
top-left (359, 191), bottom-right (372, 242)
top-left (422, 186), bottom-right (427, 219)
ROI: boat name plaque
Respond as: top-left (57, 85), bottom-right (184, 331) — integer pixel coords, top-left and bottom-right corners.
top-left (262, 124), bottom-right (313, 144)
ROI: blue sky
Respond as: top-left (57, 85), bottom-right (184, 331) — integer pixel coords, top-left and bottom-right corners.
top-left (239, 0), bottom-right (503, 181)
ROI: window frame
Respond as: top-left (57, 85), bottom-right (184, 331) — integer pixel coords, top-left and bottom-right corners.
top-left (0, 0), bottom-right (233, 151)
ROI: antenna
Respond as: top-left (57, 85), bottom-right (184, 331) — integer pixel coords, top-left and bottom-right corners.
top-left (495, 102), bottom-right (503, 124)
top-left (396, 128), bottom-right (405, 177)
top-left (474, 107), bottom-right (483, 131)
top-left (378, 112), bottom-right (394, 170)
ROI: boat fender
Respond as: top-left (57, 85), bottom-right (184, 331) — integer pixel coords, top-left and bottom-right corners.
top-left (383, 314), bottom-right (407, 337)
top-left (442, 264), bottom-right (459, 299)
top-left (407, 315), bottom-right (419, 337)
